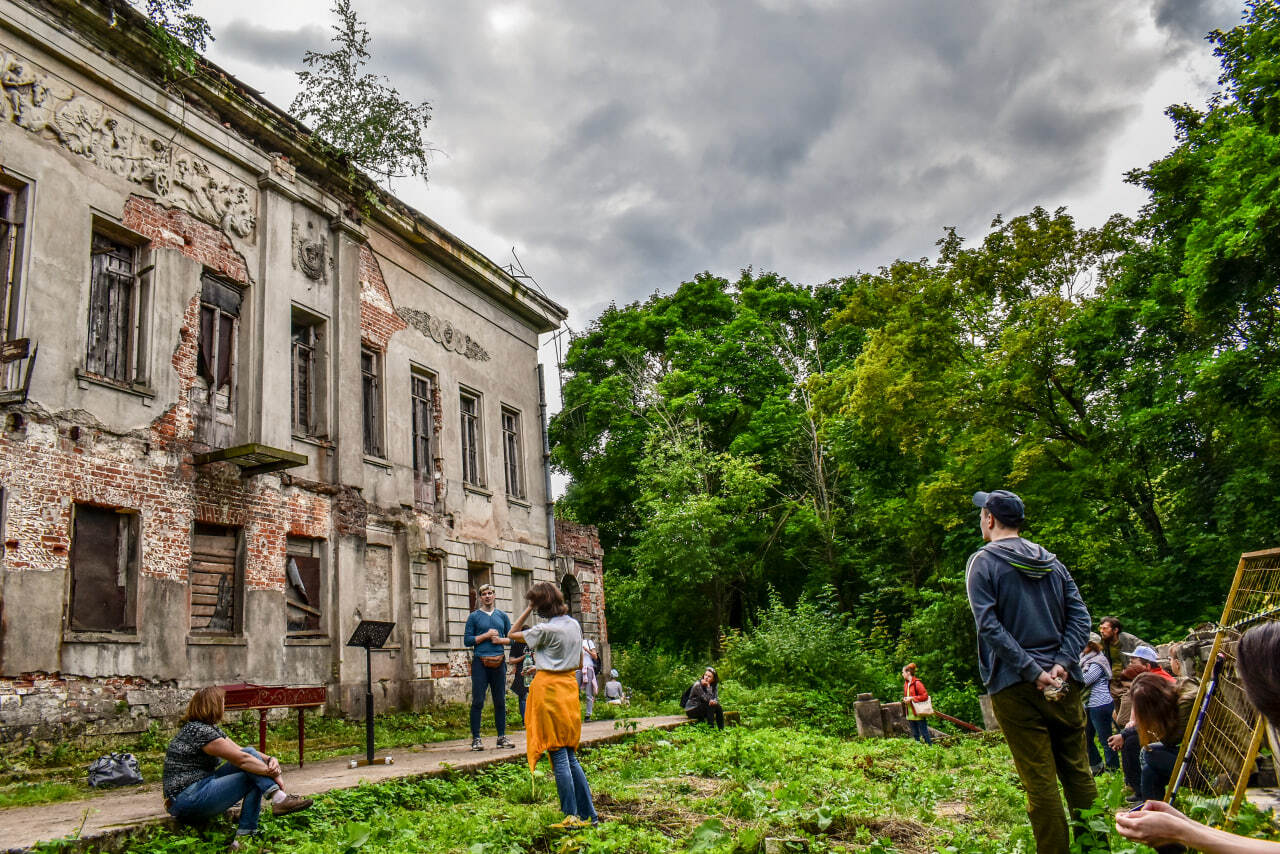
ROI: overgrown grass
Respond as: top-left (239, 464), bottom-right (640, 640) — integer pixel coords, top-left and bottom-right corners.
top-left (35, 724), bottom-right (1276, 853)
top-left (0, 697), bottom-right (674, 810)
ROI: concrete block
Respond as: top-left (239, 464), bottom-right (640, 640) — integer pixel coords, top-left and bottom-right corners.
top-left (979, 694), bottom-right (1000, 731)
top-left (854, 694), bottom-right (883, 738)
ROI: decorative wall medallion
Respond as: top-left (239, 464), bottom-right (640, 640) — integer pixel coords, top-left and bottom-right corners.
top-left (397, 307), bottom-right (491, 361)
top-left (291, 221), bottom-right (327, 281)
top-left (0, 47), bottom-right (257, 238)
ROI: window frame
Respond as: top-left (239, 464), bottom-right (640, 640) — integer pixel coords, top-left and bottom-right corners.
top-left (67, 503), bottom-right (139, 634)
top-left (0, 181), bottom-right (28, 342)
top-left (500, 405), bottom-right (526, 500)
top-left (189, 521), bottom-right (244, 637)
top-left (285, 536), bottom-right (325, 637)
top-left (361, 345), bottom-right (385, 458)
top-left (196, 275), bottom-right (242, 411)
top-left (85, 227), bottom-right (150, 387)
top-left (291, 307), bottom-right (327, 438)
top-left (459, 387), bottom-right (484, 487)
top-left (410, 367), bottom-right (437, 506)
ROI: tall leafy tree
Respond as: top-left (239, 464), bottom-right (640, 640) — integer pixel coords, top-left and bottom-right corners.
top-left (291, 0), bottom-right (434, 186)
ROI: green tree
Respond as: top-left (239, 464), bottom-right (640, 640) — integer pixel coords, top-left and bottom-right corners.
top-left (291, 0), bottom-right (433, 186)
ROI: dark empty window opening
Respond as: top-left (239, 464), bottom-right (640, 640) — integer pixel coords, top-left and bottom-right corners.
top-left (361, 346), bottom-right (383, 458)
top-left (86, 233), bottom-right (145, 384)
top-left (460, 390), bottom-right (482, 486)
top-left (501, 407), bottom-right (524, 499)
top-left (467, 563), bottom-right (491, 612)
top-left (291, 315), bottom-right (322, 436)
top-left (197, 276), bottom-right (241, 408)
top-left (69, 503), bottom-right (139, 633)
top-left (411, 371), bottom-right (436, 506)
top-left (190, 522), bottom-right (241, 635)
top-left (286, 536), bottom-right (323, 635)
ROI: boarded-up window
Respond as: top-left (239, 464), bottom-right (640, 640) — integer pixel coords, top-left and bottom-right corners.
top-left (190, 523), bottom-right (240, 634)
top-left (511, 568), bottom-right (531, 615)
top-left (197, 276), bottom-right (241, 409)
top-left (411, 370), bottom-right (436, 507)
top-left (426, 559), bottom-right (448, 645)
top-left (86, 233), bottom-right (145, 384)
top-left (364, 544), bottom-right (391, 622)
top-left (69, 504), bottom-right (138, 632)
top-left (286, 537), bottom-right (323, 635)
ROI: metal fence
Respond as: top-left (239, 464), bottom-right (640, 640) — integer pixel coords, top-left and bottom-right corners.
top-left (1167, 547), bottom-right (1280, 817)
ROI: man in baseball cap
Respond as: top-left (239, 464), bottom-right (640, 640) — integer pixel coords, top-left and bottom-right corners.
top-left (965, 487), bottom-right (1097, 853)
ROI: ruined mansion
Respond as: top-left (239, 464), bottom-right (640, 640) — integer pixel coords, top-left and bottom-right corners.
top-left (0, 0), bottom-right (608, 740)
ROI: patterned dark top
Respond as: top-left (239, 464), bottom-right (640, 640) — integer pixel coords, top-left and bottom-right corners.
top-left (162, 721), bottom-right (227, 800)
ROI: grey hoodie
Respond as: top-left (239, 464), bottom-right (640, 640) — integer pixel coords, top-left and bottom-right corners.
top-left (965, 537), bottom-right (1091, 695)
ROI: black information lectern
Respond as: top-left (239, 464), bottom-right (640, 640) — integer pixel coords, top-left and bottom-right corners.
top-left (346, 620), bottom-right (396, 768)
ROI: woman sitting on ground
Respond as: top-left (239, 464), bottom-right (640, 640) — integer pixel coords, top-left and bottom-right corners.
top-left (162, 686), bottom-right (312, 848)
top-left (902, 662), bottom-right (932, 745)
top-left (1116, 621), bottom-right (1280, 852)
top-left (509, 581), bottom-right (598, 828)
top-left (684, 667), bottom-right (725, 730)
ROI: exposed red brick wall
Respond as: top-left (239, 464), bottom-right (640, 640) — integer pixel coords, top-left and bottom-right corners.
top-left (555, 518), bottom-right (607, 645)
top-left (359, 244), bottom-right (406, 349)
top-left (123, 196), bottom-right (249, 285)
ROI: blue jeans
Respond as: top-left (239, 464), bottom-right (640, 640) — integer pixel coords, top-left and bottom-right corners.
top-left (1084, 702), bottom-right (1119, 770)
top-left (471, 658), bottom-right (507, 738)
top-left (908, 718), bottom-right (932, 745)
top-left (1140, 742), bottom-right (1178, 801)
top-left (168, 747), bottom-right (277, 836)
top-left (548, 747), bottom-right (596, 821)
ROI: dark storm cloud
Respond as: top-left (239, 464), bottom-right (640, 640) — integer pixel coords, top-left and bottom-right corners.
top-left (1152, 0), bottom-right (1241, 42)
top-left (216, 20), bottom-right (327, 70)
top-left (201, 0), bottom-right (1243, 330)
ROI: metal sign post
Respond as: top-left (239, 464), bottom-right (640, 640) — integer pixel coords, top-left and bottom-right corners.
top-left (345, 620), bottom-right (396, 768)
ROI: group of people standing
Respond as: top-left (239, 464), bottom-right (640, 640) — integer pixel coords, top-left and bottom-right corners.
top-left (966, 487), bottom-right (1280, 854)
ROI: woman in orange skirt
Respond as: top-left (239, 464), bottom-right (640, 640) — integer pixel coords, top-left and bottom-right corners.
top-left (509, 581), bottom-right (598, 826)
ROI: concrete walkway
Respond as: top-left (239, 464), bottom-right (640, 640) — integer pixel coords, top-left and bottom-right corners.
top-left (0, 715), bottom-right (689, 852)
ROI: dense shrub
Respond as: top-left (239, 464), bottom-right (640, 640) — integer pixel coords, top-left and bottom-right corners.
top-left (611, 644), bottom-right (704, 703)
top-left (719, 590), bottom-right (899, 700)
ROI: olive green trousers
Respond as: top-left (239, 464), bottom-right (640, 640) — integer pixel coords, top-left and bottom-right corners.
top-left (990, 680), bottom-right (1101, 854)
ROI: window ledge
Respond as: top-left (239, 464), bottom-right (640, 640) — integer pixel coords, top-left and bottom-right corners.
top-left (293, 434), bottom-right (334, 449)
top-left (363, 455), bottom-right (392, 471)
top-left (63, 630), bottom-right (140, 644)
top-left (187, 634), bottom-right (248, 646)
top-left (463, 483), bottom-right (492, 499)
top-left (506, 495), bottom-right (531, 509)
top-left (76, 370), bottom-right (155, 401)
top-left (285, 636), bottom-right (330, 646)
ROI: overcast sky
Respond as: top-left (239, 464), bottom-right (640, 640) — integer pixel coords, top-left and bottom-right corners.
top-left (196, 0), bottom-right (1241, 466)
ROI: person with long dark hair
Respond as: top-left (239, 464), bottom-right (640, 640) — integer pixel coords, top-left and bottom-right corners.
top-left (162, 687), bottom-right (312, 848)
top-left (1127, 672), bottom-right (1183, 801)
top-left (684, 667), bottom-right (725, 730)
top-left (1116, 621), bottom-right (1280, 852)
top-left (509, 581), bottom-right (598, 828)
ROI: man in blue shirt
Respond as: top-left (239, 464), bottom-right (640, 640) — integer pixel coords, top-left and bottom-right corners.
top-left (464, 584), bottom-right (514, 751)
top-left (966, 489), bottom-right (1096, 854)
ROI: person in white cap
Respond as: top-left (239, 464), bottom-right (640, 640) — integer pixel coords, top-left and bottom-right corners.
top-left (604, 669), bottom-right (625, 705)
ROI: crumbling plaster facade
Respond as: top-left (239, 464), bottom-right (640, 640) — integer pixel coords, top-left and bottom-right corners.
top-left (0, 0), bottom-right (608, 741)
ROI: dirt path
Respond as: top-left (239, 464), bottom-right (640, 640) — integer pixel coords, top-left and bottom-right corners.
top-left (0, 714), bottom-right (689, 852)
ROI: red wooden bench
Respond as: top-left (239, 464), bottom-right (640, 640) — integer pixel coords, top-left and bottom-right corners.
top-left (219, 683), bottom-right (327, 768)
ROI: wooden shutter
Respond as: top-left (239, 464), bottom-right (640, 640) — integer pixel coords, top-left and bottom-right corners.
top-left (191, 529), bottom-right (237, 633)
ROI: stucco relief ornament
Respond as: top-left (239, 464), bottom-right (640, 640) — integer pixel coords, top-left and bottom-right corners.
top-left (0, 48), bottom-right (257, 239)
top-left (396, 307), bottom-right (491, 361)
top-left (291, 223), bottom-right (327, 281)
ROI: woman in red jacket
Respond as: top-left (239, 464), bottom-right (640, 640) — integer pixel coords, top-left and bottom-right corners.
top-left (903, 663), bottom-right (933, 745)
